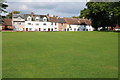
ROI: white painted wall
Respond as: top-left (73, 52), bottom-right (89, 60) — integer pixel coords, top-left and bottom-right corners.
top-left (65, 24), bottom-right (94, 31)
top-left (24, 21), bottom-right (58, 31)
top-left (86, 25), bottom-right (94, 31)
top-left (12, 17), bottom-right (25, 31)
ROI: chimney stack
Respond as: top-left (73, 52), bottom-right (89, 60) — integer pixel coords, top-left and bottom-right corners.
top-left (31, 12), bottom-right (34, 17)
top-left (47, 13), bottom-right (50, 17)
top-left (12, 11), bottom-right (14, 15)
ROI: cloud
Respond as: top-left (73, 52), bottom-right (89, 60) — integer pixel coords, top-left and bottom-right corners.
top-left (7, 0), bottom-right (87, 2)
top-left (20, 5), bottom-right (29, 10)
top-left (6, 2), bottom-right (86, 17)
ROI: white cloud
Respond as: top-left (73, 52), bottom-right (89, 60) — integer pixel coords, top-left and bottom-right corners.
top-left (7, 0), bottom-right (87, 2)
top-left (6, 2), bottom-right (86, 17)
top-left (20, 5), bottom-right (29, 10)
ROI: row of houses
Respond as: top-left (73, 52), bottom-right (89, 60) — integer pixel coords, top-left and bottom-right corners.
top-left (1, 12), bottom-right (94, 31)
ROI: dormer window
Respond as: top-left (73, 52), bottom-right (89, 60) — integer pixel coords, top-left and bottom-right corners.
top-left (55, 23), bottom-right (57, 26)
top-left (27, 16), bottom-right (31, 21)
top-left (43, 17), bottom-right (47, 22)
top-left (18, 16), bottom-right (21, 19)
top-left (35, 17), bottom-right (40, 21)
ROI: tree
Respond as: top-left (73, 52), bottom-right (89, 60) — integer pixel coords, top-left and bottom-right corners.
top-left (7, 11), bottom-right (21, 19)
top-left (80, 2), bottom-right (120, 30)
top-left (0, 0), bottom-right (8, 18)
top-left (72, 16), bottom-right (79, 18)
top-left (0, 0), bottom-right (8, 27)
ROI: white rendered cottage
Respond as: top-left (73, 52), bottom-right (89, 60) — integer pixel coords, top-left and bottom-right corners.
top-left (64, 18), bottom-right (94, 31)
top-left (12, 12), bottom-right (59, 31)
top-left (12, 14), bottom-right (25, 31)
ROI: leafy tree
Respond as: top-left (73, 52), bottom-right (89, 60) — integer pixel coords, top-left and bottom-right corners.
top-left (72, 16), bottom-right (79, 18)
top-left (0, 0), bottom-right (8, 25)
top-left (80, 2), bottom-right (120, 30)
top-left (7, 11), bottom-right (21, 19)
top-left (0, 0), bottom-right (8, 17)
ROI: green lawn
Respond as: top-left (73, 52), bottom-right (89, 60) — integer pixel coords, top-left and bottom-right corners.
top-left (2, 31), bottom-right (118, 78)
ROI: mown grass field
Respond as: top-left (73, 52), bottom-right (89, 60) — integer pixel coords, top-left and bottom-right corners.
top-left (2, 31), bottom-right (118, 78)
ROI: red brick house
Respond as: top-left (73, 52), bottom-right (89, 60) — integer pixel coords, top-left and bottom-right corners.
top-left (2, 19), bottom-right (13, 30)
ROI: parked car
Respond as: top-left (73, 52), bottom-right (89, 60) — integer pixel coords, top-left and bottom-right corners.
top-left (113, 28), bottom-right (120, 32)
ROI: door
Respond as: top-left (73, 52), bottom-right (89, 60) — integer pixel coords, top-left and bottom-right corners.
top-left (48, 28), bottom-right (50, 31)
top-left (39, 28), bottom-right (41, 31)
top-left (51, 28), bottom-right (53, 31)
top-left (26, 28), bottom-right (28, 31)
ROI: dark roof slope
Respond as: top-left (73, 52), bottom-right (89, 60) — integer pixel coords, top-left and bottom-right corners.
top-left (49, 17), bottom-right (59, 22)
top-left (58, 18), bottom-right (66, 23)
top-left (24, 14), bottom-right (48, 21)
top-left (13, 14), bottom-right (24, 19)
top-left (13, 14), bottom-right (48, 21)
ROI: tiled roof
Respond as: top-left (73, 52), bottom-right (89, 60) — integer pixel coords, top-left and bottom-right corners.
top-left (64, 18), bottom-right (80, 25)
top-left (64, 18), bottom-right (92, 25)
top-left (58, 18), bottom-right (66, 23)
top-left (3, 19), bottom-right (12, 26)
top-left (49, 17), bottom-right (59, 22)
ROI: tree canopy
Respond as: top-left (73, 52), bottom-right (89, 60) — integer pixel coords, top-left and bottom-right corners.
top-left (7, 11), bottom-right (21, 19)
top-left (80, 2), bottom-right (120, 29)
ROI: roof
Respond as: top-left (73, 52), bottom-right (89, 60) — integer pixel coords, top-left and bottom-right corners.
top-left (13, 14), bottom-right (48, 21)
top-left (49, 17), bottom-right (59, 22)
top-left (58, 18), bottom-right (66, 23)
top-left (64, 18), bottom-right (92, 25)
top-left (3, 19), bottom-right (12, 26)
top-left (64, 18), bottom-right (80, 25)
top-left (78, 18), bottom-right (92, 25)
top-left (13, 14), bottom-right (24, 19)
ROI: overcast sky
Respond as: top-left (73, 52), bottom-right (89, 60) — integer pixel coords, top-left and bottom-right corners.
top-left (6, 1), bottom-right (87, 17)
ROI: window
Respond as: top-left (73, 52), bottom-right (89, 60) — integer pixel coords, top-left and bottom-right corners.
top-left (43, 23), bottom-right (46, 25)
top-left (27, 16), bottom-right (31, 21)
top-left (29, 28), bottom-right (32, 31)
top-left (67, 28), bottom-right (69, 31)
top-left (43, 17), bottom-right (47, 22)
top-left (36, 19), bottom-right (39, 21)
top-left (44, 19), bottom-right (46, 21)
top-left (28, 23), bottom-right (31, 25)
top-left (28, 18), bottom-right (31, 21)
top-left (36, 23), bottom-right (39, 25)
top-left (55, 23), bottom-right (57, 26)
top-left (69, 25), bottom-right (71, 28)
top-left (35, 17), bottom-right (40, 21)
top-left (74, 28), bottom-right (76, 31)
top-left (18, 22), bottom-right (21, 25)
top-left (61, 23), bottom-right (64, 26)
top-left (51, 22), bottom-right (53, 25)
top-left (43, 28), bottom-right (46, 31)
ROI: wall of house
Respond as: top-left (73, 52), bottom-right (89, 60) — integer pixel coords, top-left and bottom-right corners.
top-left (65, 24), bottom-right (81, 31)
top-left (86, 25), bottom-right (94, 31)
top-left (12, 17), bottom-right (25, 31)
top-left (12, 21), bottom-right (25, 31)
top-left (24, 21), bottom-right (58, 31)
top-left (58, 23), bottom-right (67, 31)
top-left (65, 24), bottom-right (94, 31)
top-left (2, 25), bottom-right (13, 30)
